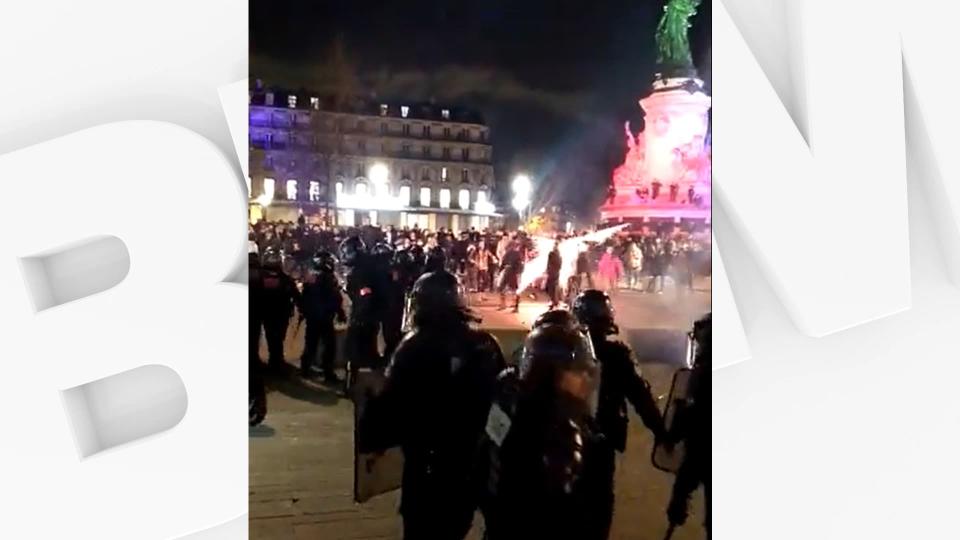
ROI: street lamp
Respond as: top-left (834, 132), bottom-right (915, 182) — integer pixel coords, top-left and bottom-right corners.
top-left (511, 173), bottom-right (533, 224)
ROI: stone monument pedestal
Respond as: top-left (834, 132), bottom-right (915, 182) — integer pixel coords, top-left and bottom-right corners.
top-left (599, 75), bottom-right (711, 229)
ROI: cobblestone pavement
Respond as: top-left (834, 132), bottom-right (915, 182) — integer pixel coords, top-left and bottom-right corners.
top-left (251, 284), bottom-right (708, 539)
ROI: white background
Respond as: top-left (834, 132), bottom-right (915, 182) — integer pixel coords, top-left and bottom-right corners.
top-left (715, 0), bottom-right (960, 538)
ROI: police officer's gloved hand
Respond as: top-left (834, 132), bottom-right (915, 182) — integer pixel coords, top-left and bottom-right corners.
top-left (667, 496), bottom-right (689, 527)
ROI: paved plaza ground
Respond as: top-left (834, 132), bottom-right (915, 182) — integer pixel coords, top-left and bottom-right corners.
top-left (251, 282), bottom-right (710, 539)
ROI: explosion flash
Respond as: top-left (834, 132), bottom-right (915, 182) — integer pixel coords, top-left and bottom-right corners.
top-left (516, 224), bottom-right (628, 295)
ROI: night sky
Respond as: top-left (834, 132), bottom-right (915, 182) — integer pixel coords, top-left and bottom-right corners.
top-left (251, 0), bottom-right (711, 219)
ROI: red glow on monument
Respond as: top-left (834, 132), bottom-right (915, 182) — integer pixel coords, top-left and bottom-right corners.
top-left (600, 77), bottom-right (712, 227)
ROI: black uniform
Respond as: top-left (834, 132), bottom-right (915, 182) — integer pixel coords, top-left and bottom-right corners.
top-left (342, 238), bottom-right (381, 383)
top-left (359, 326), bottom-right (505, 539)
top-left (667, 313), bottom-right (711, 537)
top-left (358, 271), bottom-right (506, 539)
top-left (482, 323), bottom-right (611, 540)
top-left (299, 260), bottom-right (346, 380)
top-left (573, 289), bottom-right (666, 537)
top-left (249, 254), bottom-right (267, 426)
top-left (373, 243), bottom-right (405, 362)
top-left (259, 255), bottom-right (302, 369)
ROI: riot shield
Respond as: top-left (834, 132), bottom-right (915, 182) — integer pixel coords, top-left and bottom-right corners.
top-left (652, 367), bottom-right (691, 473)
top-left (352, 369), bottom-right (403, 503)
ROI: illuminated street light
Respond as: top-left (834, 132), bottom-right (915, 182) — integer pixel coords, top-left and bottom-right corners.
top-left (511, 173), bottom-right (533, 222)
top-left (512, 174), bottom-right (532, 197)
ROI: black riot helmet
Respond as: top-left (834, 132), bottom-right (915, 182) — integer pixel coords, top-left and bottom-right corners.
top-left (338, 236), bottom-right (366, 267)
top-left (409, 243), bottom-right (425, 263)
top-left (533, 309), bottom-right (581, 332)
top-left (408, 270), bottom-right (476, 329)
top-left (572, 289), bottom-right (618, 336)
top-left (392, 247), bottom-right (415, 271)
top-left (372, 242), bottom-right (395, 267)
top-left (261, 246), bottom-right (283, 271)
top-left (372, 241), bottom-right (394, 258)
top-left (311, 250), bottom-right (337, 274)
top-left (424, 245), bottom-right (446, 273)
top-left (519, 323), bottom-right (599, 404)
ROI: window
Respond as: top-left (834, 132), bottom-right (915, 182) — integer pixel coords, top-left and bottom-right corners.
top-left (424, 125), bottom-right (431, 138)
top-left (264, 156), bottom-right (273, 169)
top-left (461, 169), bottom-right (469, 183)
top-left (441, 109), bottom-right (450, 119)
top-left (476, 189), bottom-right (489, 206)
top-left (420, 187), bottom-right (431, 207)
top-left (380, 104), bottom-right (389, 116)
top-left (444, 127), bottom-right (451, 138)
top-left (442, 147), bottom-right (451, 159)
top-left (265, 92), bottom-right (274, 106)
top-left (336, 181), bottom-right (344, 196)
top-left (399, 185), bottom-right (411, 206)
top-left (458, 189), bottom-right (470, 209)
top-left (402, 144), bottom-right (411, 156)
top-left (357, 120), bottom-right (366, 132)
top-left (401, 167), bottom-right (410, 180)
top-left (401, 106), bottom-right (410, 118)
top-left (262, 178), bottom-right (275, 198)
top-left (286, 180), bottom-right (298, 200)
top-left (441, 167), bottom-right (448, 181)
top-left (402, 124), bottom-right (411, 136)
top-left (422, 146), bottom-right (430, 158)
top-left (309, 181), bottom-right (321, 202)
top-left (310, 97), bottom-right (319, 110)
top-left (421, 167), bottom-right (431, 181)
top-left (440, 188), bottom-right (451, 209)
top-left (287, 95), bottom-right (297, 108)
top-left (358, 140), bottom-right (366, 153)
top-left (461, 148), bottom-right (469, 161)
top-left (381, 143), bottom-right (388, 154)
top-left (355, 182), bottom-right (368, 197)
top-left (356, 164), bottom-right (364, 177)
top-left (380, 122), bottom-right (388, 134)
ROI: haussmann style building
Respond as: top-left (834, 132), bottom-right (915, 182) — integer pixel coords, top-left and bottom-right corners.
top-left (248, 83), bottom-right (500, 231)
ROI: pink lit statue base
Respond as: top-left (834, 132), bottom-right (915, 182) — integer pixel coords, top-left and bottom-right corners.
top-left (600, 76), bottom-right (711, 228)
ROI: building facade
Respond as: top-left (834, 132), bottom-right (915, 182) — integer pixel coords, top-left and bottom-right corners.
top-left (248, 84), bottom-right (499, 231)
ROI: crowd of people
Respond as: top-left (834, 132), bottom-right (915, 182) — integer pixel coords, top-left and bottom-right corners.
top-left (249, 219), bottom-right (710, 305)
top-left (248, 218), bottom-right (711, 539)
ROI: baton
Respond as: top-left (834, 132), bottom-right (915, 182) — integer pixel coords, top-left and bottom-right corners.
top-left (662, 524), bottom-right (676, 540)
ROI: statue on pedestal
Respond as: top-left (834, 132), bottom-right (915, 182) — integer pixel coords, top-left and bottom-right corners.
top-left (656, 0), bottom-right (702, 75)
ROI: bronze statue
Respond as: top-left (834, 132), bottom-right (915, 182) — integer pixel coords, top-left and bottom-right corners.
top-left (656, 0), bottom-right (702, 71)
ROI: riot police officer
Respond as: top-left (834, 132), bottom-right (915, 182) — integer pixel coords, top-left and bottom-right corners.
top-left (358, 270), bottom-right (506, 539)
top-left (573, 289), bottom-right (666, 537)
top-left (483, 320), bottom-right (611, 540)
top-left (341, 236), bottom-right (381, 387)
top-left (377, 245), bottom-right (410, 361)
top-left (299, 250), bottom-right (346, 383)
top-left (258, 246), bottom-right (302, 371)
top-left (249, 252), bottom-right (267, 426)
top-left (666, 313), bottom-right (711, 538)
